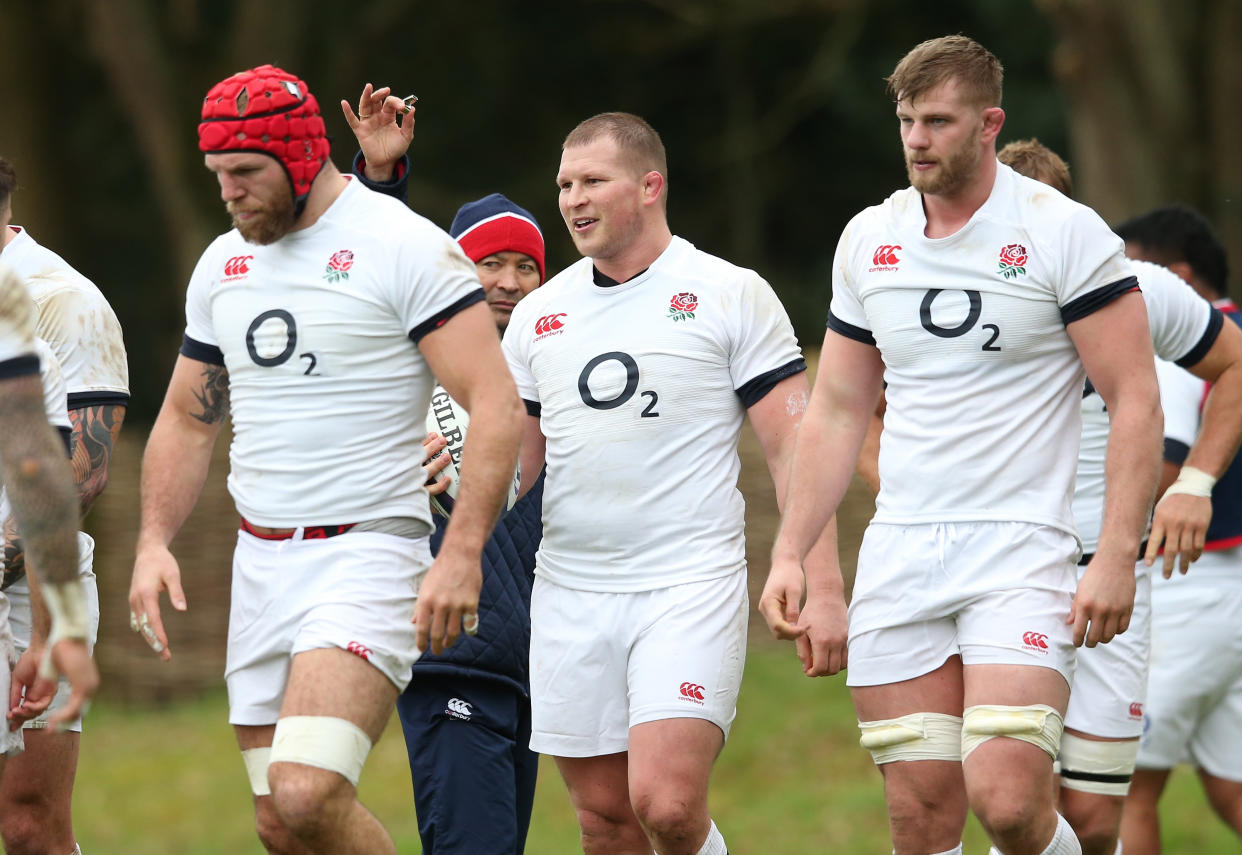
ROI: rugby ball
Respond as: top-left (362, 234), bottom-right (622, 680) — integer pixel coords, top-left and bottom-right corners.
top-left (425, 385), bottom-right (520, 518)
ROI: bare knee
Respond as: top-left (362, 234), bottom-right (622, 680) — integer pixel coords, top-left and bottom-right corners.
top-left (886, 778), bottom-right (968, 845)
top-left (1061, 792), bottom-right (1123, 855)
top-left (0, 783), bottom-right (66, 855)
top-left (254, 795), bottom-right (306, 855)
top-left (630, 786), bottom-right (705, 849)
top-left (267, 764), bottom-right (351, 841)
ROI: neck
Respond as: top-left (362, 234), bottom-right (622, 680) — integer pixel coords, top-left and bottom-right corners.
top-left (1, 225), bottom-right (14, 249)
top-left (292, 163), bottom-right (348, 233)
top-left (592, 225), bottom-right (673, 283)
top-left (921, 155), bottom-right (997, 239)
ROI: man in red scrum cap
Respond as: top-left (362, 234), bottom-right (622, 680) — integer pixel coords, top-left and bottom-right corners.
top-left (127, 64), bottom-right (524, 854)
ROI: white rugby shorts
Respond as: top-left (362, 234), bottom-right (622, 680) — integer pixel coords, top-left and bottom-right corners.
top-left (7, 532), bottom-right (99, 733)
top-left (847, 522), bottom-right (1078, 687)
top-left (1064, 563), bottom-right (1150, 739)
top-left (225, 528), bottom-right (430, 726)
top-left (0, 594), bottom-right (22, 755)
top-left (1137, 547), bottom-right (1242, 779)
top-left (528, 570), bottom-right (748, 757)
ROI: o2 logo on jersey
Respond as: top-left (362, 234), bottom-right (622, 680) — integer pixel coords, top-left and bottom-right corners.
top-left (578, 351), bottom-right (660, 418)
top-left (919, 289), bottom-right (1002, 352)
top-left (245, 309), bottom-right (320, 375)
top-left (534, 313), bottom-right (567, 340)
top-left (997, 243), bottom-right (1029, 279)
top-left (870, 244), bottom-right (902, 271)
top-left (223, 255), bottom-right (253, 279)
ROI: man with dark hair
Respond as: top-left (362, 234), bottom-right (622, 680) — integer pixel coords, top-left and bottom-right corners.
top-left (766, 36), bottom-right (1162, 855)
top-left (505, 109), bottom-right (839, 855)
top-left (1117, 205), bottom-right (1242, 854)
top-left (0, 154), bottom-right (129, 855)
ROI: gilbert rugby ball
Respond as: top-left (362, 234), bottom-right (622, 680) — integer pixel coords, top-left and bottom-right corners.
top-left (425, 385), bottom-right (520, 517)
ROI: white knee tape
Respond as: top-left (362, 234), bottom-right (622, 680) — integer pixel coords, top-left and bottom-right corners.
top-left (962, 704), bottom-right (1064, 761)
top-left (241, 746), bottom-right (272, 796)
top-left (858, 712), bottom-right (963, 765)
top-left (1058, 732), bottom-right (1139, 796)
top-left (269, 716), bottom-right (373, 786)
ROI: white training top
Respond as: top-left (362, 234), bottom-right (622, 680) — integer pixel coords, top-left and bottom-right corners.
top-left (504, 235), bottom-right (803, 592)
top-left (0, 264), bottom-right (38, 371)
top-left (829, 162), bottom-right (1136, 538)
top-left (1072, 260), bottom-right (1217, 554)
top-left (2, 227), bottom-right (130, 405)
top-left (183, 178), bottom-right (484, 527)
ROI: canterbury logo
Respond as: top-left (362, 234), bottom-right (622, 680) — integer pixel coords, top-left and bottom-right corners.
top-left (446, 698), bottom-right (473, 717)
top-left (872, 244), bottom-right (901, 267)
top-left (224, 255), bottom-right (253, 277)
top-left (1129, 702), bottom-right (1143, 719)
top-left (534, 313), bottom-right (567, 337)
top-left (1021, 632), bottom-right (1049, 649)
top-left (346, 641), bottom-right (372, 661)
top-left (679, 682), bottom-right (705, 701)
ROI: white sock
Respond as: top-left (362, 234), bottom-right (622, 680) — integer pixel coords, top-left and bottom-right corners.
top-left (694, 819), bottom-right (728, 855)
top-left (987, 813), bottom-right (1081, 855)
top-left (929, 846), bottom-right (963, 855)
top-left (1115, 841), bottom-right (1122, 855)
top-left (71, 846), bottom-right (82, 855)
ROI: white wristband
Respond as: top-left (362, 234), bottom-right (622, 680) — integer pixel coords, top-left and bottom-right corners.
top-left (39, 580), bottom-right (90, 679)
top-left (1160, 465), bottom-right (1217, 501)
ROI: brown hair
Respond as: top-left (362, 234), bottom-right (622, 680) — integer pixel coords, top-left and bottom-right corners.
top-left (886, 35), bottom-right (1003, 109)
top-left (998, 138), bottom-right (1072, 197)
top-left (563, 112), bottom-right (668, 181)
top-left (0, 157), bottom-right (16, 213)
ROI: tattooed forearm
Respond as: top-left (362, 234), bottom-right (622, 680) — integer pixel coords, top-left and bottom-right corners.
top-left (69, 403), bottom-right (126, 514)
top-left (189, 364), bottom-right (230, 425)
top-left (0, 377), bottom-right (79, 586)
top-left (2, 516), bottom-right (25, 591)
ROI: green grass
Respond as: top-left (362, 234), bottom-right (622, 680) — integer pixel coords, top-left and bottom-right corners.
top-left (73, 642), bottom-right (1239, 853)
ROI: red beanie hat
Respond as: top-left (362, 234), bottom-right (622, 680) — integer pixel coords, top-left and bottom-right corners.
top-left (198, 65), bottom-right (330, 204)
top-left (449, 194), bottom-right (546, 283)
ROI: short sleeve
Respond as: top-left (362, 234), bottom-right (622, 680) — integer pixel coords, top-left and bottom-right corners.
top-left (1156, 357), bottom-right (1203, 458)
top-left (391, 230), bottom-right (487, 340)
top-left (502, 308), bottom-right (539, 404)
top-left (827, 227), bottom-right (875, 345)
top-left (0, 263), bottom-right (38, 371)
top-left (727, 272), bottom-right (803, 391)
top-left (1055, 206), bottom-right (1137, 324)
top-left (1139, 261), bottom-right (1216, 365)
top-left (184, 247), bottom-right (220, 349)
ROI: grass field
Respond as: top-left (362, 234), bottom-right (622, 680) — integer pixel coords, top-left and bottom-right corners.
top-left (73, 640), bottom-right (1238, 853)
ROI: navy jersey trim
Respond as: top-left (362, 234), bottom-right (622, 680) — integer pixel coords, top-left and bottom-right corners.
top-left (592, 266), bottom-right (649, 288)
top-left (1163, 438), bottom-right (1190, 466)
top-left (0, 354), bottom-right (39, 380)
top-left (1060, 276), bottom-right (1140, 326)
top-left (1175, 307), bottom-right (1225, 369)
top-left (827, 311), bottom-right (877, 346)
top-left (67, 391), bottom-right (131, 410)
top-left (523, 399), bottom-right (541, 418)
top-left (736, 358), bottom-right (808, 408)
top-left (408, 290), bottom-right (487, 343)
top-left (180, 335), bottom-right (225, 366)
top-left (58, 425), bottom-right (73, 457)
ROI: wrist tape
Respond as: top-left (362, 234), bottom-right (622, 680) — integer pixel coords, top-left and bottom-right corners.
top-left (1160, 465), bottom-right (1216, 501)
top-left (39, 580), bottom-right (90, 679)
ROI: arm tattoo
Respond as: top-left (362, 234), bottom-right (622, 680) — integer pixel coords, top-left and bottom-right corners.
top-left (190, 364), bottom-right (230, 425)
top-left (2, 515), bottom-right (25, 591)
top-left (70, 403), bottom-right (126, 515)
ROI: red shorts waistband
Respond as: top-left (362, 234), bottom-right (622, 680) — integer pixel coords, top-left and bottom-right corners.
top-left (239, 518), bottom-right (358, 540)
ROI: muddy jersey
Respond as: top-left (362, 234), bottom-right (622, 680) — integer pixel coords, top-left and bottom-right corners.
top-left (1073, 260), bottom-right (1220, 554)
top-left (503, 236), bottom-right (804, 592)
top-left (0, 264), bottom-right (38, 378)
top-left (2, 227), bottom-right (129, 408)
top-left (829, 162), bottom-right (1136, 537)
top-left (182, 178), bottom-right (485, 528)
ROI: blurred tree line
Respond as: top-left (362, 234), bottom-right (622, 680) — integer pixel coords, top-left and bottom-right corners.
top-left (0, 0), bottom-right (1237, 422)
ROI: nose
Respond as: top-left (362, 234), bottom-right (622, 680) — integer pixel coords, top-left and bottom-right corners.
top-left (218, 174), bottom-right (245, 202)
top-left (563, 181), bottom-right (586, 209)
top-left (495, 267), bottom-right (520, 293)
top-left (905, 121), bottom-right (930, 150)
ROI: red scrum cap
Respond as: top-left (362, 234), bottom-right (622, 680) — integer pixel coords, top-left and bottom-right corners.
top-left (198, 64), bottom-right (330, 205)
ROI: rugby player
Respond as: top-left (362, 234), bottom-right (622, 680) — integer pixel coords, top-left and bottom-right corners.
top-left (127, 65), bottom-right (523, 855)
top-left (765, 36), bottom-right (1162, 855)
top-left (0, 154), bottom-right (129, 855)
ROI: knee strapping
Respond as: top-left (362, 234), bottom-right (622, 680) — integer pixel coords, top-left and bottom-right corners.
top-left (269, 716), bottom-right (373, 786)
top-left (961, 704), bottom-right (1064, 761)
top-left (241, 746), bottom-right (272, 796)
top-left (858, 712), bottom-right (963, 764)
top-left (1058, 732), bottom-right (1138, 796)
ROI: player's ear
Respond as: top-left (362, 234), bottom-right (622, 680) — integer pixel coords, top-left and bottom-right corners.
top-left (981, 106), bottom-right (1005, 143)
top-left (641, 171), bottom-right (666, 208)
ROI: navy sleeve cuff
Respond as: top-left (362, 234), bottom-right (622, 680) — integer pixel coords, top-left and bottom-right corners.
top-left (1061, 276), bottom-right (1140, 326)
top-left (68, 391), bottom-right (131, 410)
top-left (1164, 438), bottom-right (1191, 465)
top-left (351, 150), bottom-right (410, 203)
top-left (1175, 307), bottom-right (1225, 369)
top-left (523, 399), bottom-right (541, 418)
top-left (827, 311), bottom-right (876, 346)
top-left (180, 334), bottom-right (225, 366)
top-left (58, 426), bottom-right (73, 457)
top-left (736, 358), bottom-right (808, 408)
top-left (408, 290), bottom-right (487, 343)
top-left (0, 354), bottom-right (39, 380)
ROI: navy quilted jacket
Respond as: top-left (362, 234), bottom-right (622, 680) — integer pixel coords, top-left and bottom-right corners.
top-left (415, 473), bottom-right (544, 693)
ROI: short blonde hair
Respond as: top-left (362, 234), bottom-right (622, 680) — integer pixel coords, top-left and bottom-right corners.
top-left (998, 138), bottom-right (1072, 197)
top-left (886, 35), bottom-right (1003, 109)
top-left (563, 112), bottom-right (668, 181)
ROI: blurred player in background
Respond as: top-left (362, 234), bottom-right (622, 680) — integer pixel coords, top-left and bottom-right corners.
top-left (0, 262), bottom-right (97, 793)
top-left (994, 143), bottom-right (1242, 855)
top-left (506, 109), bottom-right (841, 855)
top-left (344, 86), bottom-right (547, 854)
top-left (127, 65), bottom-right (522, 855)
top-left (768, 36), bottom-right (1161, 855)
top-left (0, 154), bottom-right (129, 855)
top-left (1117, 205), bottom-right (1242, 853)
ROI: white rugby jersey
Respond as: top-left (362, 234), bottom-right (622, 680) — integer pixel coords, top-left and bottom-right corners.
top-left (2, 227), bottom-right (129, 407)
top-left (830, 163), bottom-right (1136, 536)
top-left (1072, 260), bottom-right (1218, 554)
top-left (182, 178), bottom-right (485, 527)
top-left (504, 236), bottom-right (804, 592)
top-left (0, 264), bottom-right (38, 374)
